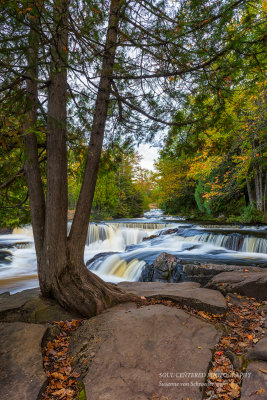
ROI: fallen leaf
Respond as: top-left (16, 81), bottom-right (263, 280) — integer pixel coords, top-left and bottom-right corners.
top-left (256, 389), bottom-right (266, 394)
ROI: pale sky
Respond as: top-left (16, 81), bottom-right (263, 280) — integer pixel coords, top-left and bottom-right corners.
top-left (137, 143), bottom-right (159, 171)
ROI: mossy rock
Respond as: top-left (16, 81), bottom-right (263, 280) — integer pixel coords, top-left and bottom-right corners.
top-left (0, 289), bottom-right (79, 323)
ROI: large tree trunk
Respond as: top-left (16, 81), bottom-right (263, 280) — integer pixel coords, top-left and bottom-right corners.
top-left (23, 7), bottom-right (46, 272)
top-left (40, 0), bottom-right (69, 296)
top-left (37, 0), bottom-right (136, 316)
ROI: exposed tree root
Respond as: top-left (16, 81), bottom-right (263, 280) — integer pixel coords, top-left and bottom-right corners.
top-left (48, 264), bottom-right (139, 318)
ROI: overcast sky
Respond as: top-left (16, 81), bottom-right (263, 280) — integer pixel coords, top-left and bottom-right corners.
top-left (137, 143), bottom-right (159, 171)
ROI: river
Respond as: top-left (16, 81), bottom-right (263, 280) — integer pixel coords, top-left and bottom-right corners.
top-left (0, 209), bottom-right (266, 294)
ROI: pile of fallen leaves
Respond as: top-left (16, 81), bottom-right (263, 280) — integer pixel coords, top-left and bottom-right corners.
top-left (41, 319), bottom-right (83, 400)
top-left (137, 297), bottom-right (224, 323)
top-left (204, 294), bottom-right (266, 400)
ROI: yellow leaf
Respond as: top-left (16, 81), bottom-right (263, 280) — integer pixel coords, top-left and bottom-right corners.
top-left (256, 389), bottom-right (266, 394)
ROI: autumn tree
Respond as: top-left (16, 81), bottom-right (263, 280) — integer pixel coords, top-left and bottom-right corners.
top-left (0, 0), bottom-right (265, 315)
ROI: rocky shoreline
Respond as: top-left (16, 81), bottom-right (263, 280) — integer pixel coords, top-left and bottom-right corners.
top-left (0, 259), bottom-right (267, 400)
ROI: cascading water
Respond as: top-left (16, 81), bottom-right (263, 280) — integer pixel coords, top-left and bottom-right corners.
top-left (0, 214), bottom-right (266, 294)
top-left (176, 232), bottom-right (267, 254)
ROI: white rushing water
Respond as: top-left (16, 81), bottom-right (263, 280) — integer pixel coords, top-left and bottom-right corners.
top-left (0, 213), bottom-right (266, 293)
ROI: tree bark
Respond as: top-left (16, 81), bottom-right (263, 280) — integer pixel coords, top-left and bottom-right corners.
top-left (40, 0), bottom-right (69, 296)
top-left (23, 8), bottom-right (45, 265)
top-left (68, 0), bottom-right (122, 258)
top-left (37, 0), bottom-right (137, 315)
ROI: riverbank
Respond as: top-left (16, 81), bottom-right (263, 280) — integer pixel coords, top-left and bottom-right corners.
top-left (0, 278), bottom-right (266, 400)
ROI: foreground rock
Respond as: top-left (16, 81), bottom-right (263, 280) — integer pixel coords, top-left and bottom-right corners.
top-left (183, 263), bottom-right (263, 285)
top-left (247, 337), bottom-right (267, 363)
top-left (70, 303), bottom-right (222, 400)
top-left (206, 271), bottom-right (267, 300)
top-left (0, 288), bottom-right (78, 323)
top-left (240, 361), bottom-right (267, 399)
top-left (0, 322), bottom-right (47, 400)
top-left (140, 252), bottom-right (181, 283)
top-left (118, 281), bottom-right (227, 315)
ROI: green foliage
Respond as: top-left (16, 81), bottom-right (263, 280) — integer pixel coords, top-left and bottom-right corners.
top-left (68, 147), bottom-right (152, 220)
top-left (227, 204), bottom-right (265, 224)
top-left (194, 181), bottom-right (206, 214)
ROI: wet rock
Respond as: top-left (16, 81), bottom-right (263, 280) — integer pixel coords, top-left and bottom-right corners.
top-left (206, 271), bottom-right (267, 300)
top-left (0, 249), bottom-right (13, 262)
top-left (69, 303), bottom-right (222, 400)
top-left (183, 263), bottom-right (263, 286)
top-left (161, 228), bottom-right (178, 235)
top-left (240, 361), bottom-right (267, 399)
top-left (0, 322), bottom-right (47, 400)
top-left (142, 228), bottom-right (178, 242)
top-left (117, 281), bottom-right (227, 315)
top-left (0, 288), bottom-right (78, 323)
top-left (140, 252), bottom-right (181, 283)
top-left (142, 234), bottom-right (158, 241)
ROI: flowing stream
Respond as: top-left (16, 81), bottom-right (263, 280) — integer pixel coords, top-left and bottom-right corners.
top-left (0, 209), bottom-right (266, 293)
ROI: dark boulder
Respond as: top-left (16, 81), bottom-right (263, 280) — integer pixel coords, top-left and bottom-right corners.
top-left (140, 252), bottom-right (181, 283)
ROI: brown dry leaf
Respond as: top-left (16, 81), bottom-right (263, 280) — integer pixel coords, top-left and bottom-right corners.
top-left (51, 371), bottom-right (66, 380)
top-left (221, 337), bottom-right (231, 346)
top-left (198, 311), bottom-right (211, 319)
top-left (71, 371), bottom-right (80, 378)
top-left (229, 381), bottom-right (240, 397)
top-left (259, 369), bottom-right (267, 374)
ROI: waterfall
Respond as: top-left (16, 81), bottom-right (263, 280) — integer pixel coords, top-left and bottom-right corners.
top-left (84, 222), bottom-right (170, 250)
top-left (109, 222), bottom-right (173, 230)
top-left (91, 254), bottom-right (146, 281)
top-left (1, 217), bottom-right (267, 294)
top-left (86, 224), bottom-right (114, 245)
top-left (179, 233), bottom-right (267, 254)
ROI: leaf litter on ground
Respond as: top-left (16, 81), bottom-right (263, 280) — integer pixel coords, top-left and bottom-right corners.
top-left (41, 294), bottom-right (266, 399)
top-left (41, 319), bottom-right (83, 400)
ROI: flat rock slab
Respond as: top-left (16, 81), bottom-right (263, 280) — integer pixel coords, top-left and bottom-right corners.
top-left (241, 361), bottom-right (267, 399)
top-left (0, 322), bottom-right (47, 400)
top-left (0, 288), bottom-right (78, 323)
top-left (70, 303), bottom-right (222, 400)
top-left (117, 281), bottom-right (227, 315)
top-left (183, 264), bottom-right (263, 284)
top-left (206, 271), bottom-right (267, 300)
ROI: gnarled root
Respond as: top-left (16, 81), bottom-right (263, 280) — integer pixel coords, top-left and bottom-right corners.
top-left (48, 264), bottom-right (139, 318)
